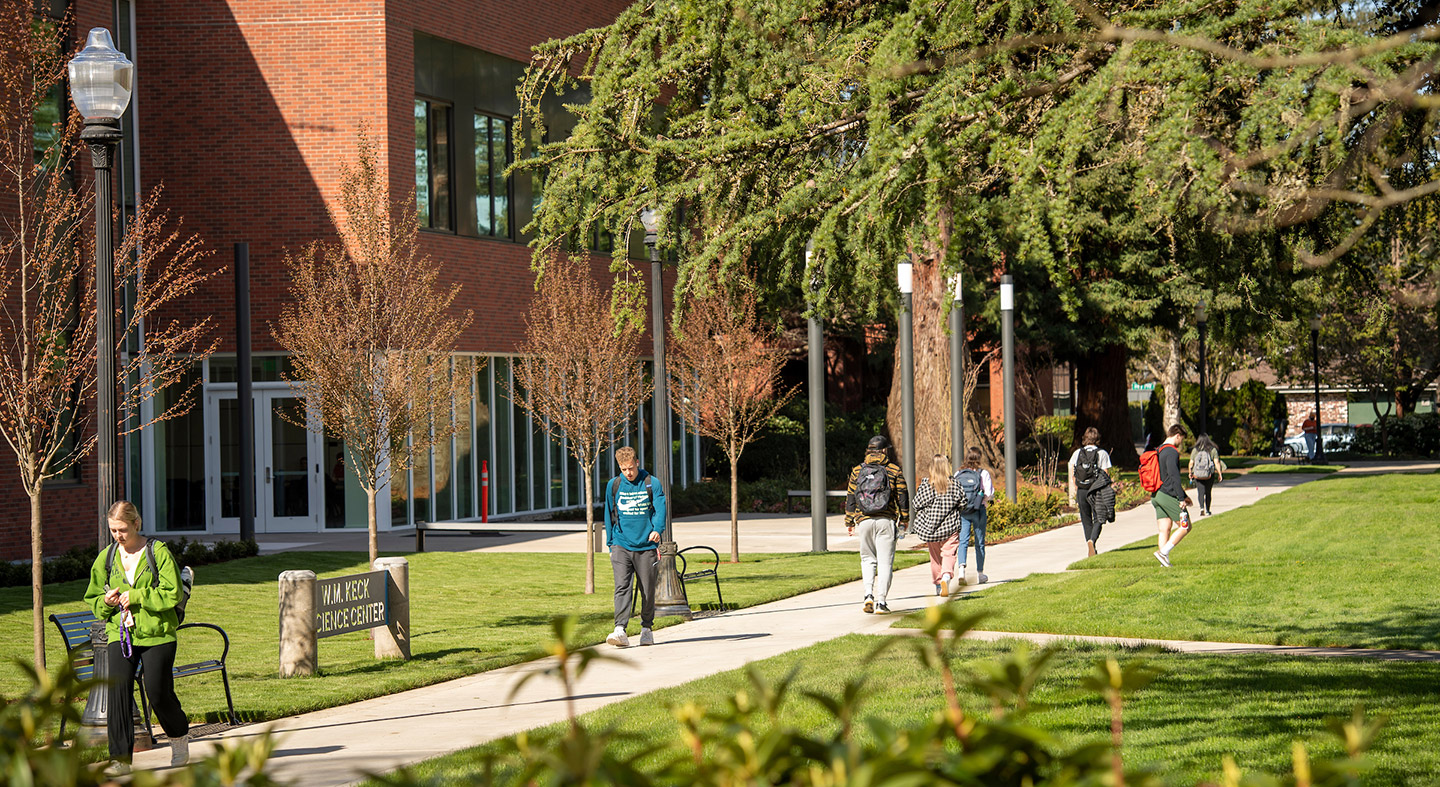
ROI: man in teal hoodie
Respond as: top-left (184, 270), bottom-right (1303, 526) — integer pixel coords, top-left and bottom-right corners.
top-left (603, 445), bottom-right (666, 647)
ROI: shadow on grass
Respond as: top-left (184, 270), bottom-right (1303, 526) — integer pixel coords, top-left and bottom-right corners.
top-left (1191, 602), bottom-right (1440, 650)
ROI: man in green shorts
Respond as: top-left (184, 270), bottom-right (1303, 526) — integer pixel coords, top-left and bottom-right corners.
top-left (1153, 424), bottom-right (1193, 568)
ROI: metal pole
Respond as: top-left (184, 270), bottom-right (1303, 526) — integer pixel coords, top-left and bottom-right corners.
top-left (649, 242), bottom-right (690, 616)
top-left (85, 118), bottom-right (122, 544)
top-left (949, 273), bottom-right (964, 461)
top-left (898, 262), bottom-right (915, 491)
top-left (1312, 323), bottom-right (1326, 464)
top-left (236, 243), bottom-right (256, 542)
top-left (1001, 275), bottom-right (1017, 500)
top-left (806, 242), bottom-right (827, 552)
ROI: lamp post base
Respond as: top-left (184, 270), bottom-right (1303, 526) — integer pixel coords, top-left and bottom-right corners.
top-left (653, 541), bottom-right (691, 619)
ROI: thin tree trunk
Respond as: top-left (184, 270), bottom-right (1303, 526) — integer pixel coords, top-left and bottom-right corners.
top-left (366, 487), bottom-right (379, 567)
top-left (729, 453), bottom-right (739, 563)
top-left (31, 488), bottom-right (45, 671)
top-left (1163, 332), bottom-right (1181, 432)
top-left (583, 465), bottom-right (595, 595)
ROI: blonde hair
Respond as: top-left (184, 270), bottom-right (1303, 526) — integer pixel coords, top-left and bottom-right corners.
top-left (929, 454), bottom-right (952, 494)
top-left (106, 500), bottom-right (142, 532)
top-left (614, 445), bottom-right (638, 465)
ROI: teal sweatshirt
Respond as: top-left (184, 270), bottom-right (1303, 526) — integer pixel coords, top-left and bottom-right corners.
top-left (604, 470), bottom-right (666, 552)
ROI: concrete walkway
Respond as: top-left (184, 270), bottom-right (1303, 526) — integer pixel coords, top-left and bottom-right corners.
top-left (132, 470), bottom-right (1395, 784)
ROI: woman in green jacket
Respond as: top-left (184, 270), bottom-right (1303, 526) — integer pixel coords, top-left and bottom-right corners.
top-left (83, 500), bottom-right (190, 770)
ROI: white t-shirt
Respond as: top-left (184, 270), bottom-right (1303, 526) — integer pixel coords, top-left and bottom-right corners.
top-left (1068, 446), bottom-right (1112, 471)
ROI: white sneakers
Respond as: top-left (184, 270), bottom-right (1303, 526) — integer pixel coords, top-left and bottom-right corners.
top-left (937, 574), bottom-right (951, 597)
top-left (1153, 551), bottom-right (1171, 568)
top-left (171, 734), bottom-right (190, 766)
top-left (608, 626), bottom-right (654, 647)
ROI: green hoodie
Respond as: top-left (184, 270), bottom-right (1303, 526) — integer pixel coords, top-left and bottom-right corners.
top-left (84, 540), bottom-right (183, 647)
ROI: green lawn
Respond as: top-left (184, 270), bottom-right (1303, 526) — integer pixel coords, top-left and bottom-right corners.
top-left (3, 550), bottom-right (923, 725)
top-left (376, 635), bottom-right (1440, 786)
top-left (901, 473), bottom-right (1440, 649)
top-left (1245, 462), bottom-right (1344, 474)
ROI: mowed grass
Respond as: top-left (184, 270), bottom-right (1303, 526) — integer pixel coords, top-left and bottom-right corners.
top-left (1246, 462), bottom-right (1344, 474)
top-left (377, 635), bottom-right (1440, 786)
top-left (903, 473), bottom-right (1440, 649)
top-left (2, 550), bottom-right (923, 725)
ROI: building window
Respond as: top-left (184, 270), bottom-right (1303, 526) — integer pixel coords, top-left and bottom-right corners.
top-left (474, 113), bottom-right (511, 238)
top-left (415, 99), bottom-right (452, 231)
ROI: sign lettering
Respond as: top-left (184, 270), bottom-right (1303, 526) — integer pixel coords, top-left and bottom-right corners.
top-left (314, 570), bottom-right (389, 639)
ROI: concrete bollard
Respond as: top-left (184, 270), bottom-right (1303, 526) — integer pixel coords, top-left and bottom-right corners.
top-left (373, 557), bottom-right (410, 660)
top-left (278, 570), bottom-right (317, 677)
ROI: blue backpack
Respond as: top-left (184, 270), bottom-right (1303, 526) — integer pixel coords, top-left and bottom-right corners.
top-left (955, 468), bottom-right (985, 513)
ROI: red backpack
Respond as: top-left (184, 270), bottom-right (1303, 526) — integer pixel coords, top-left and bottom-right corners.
top-left (1138, 449), bottom-right (1163, 493)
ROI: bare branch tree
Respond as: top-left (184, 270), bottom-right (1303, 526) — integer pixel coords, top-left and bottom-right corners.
top-left (0, 6), bottom-right (218, 669)
top-left (512, 254), bottom-right (649, 593)
top-left (669, 283), bottom-right (796, 563)
top-left (273, 128), bottom-right (473, 567)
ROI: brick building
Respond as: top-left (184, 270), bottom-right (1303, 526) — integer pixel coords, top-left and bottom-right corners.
top-left (3, 0), bottom-right (704, 559)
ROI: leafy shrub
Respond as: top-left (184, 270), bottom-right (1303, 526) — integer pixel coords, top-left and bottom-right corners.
top-left (0, 539), bottom-right (259, 589)
top-left (986, 488), bottom-right (1063, 538)
top-left (717, 400), bottom-right (888, 489)
top-left (1353, 412), bottom-right (1440, 457)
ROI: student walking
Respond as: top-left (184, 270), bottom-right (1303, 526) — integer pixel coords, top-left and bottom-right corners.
top-left (844, 435), bottom-right (910, 613)
top-left (953, 447), bottom-right (994, 584)
top-left (912, 454), bottom-right (968, 597)
top-left (603, 445), bottom-right (665, 647)
top-left (1150, 424), bottom-right (1194, 568)
top-left (1188, 433), bottom-right (1224, 516)
top-left (1067, 427), bottom-right (1114, 556)
top-left (84, 501), bottom-right (190, 775)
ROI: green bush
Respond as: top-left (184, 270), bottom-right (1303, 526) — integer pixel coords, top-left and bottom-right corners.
top-left (1353, 412), bottom-right (1440, 457)
top-left (717, 400), bottom-right (888, 489)
top-left (986, 488), bottom-right (1063, 538)
top-left (0, 538), bottom-right (259, 589)
top-left (1149, 382), bottom-right (1287, 455)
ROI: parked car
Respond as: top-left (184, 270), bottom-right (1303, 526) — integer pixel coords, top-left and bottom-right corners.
top-left (1282, 423), bottom-right (1356, 457)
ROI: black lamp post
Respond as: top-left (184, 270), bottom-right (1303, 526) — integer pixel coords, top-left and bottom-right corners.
top-left (69, 28), bottom-right (133, 544)
top-left (640, 208), bottom-right (691, 618)
top-left (1310, 316), bottom-right (1326, 464)
top-left (1195, 301), bottom-right (1208, 437)
top-left (897, 259), bottom-right (915, 490)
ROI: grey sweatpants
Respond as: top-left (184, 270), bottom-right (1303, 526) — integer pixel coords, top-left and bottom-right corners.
top-left (611, 546), bottom-right (659, 630)
top-left (858, 517), bottom-right (898, 603)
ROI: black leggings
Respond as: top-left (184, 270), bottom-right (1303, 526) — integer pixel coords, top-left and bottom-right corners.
top-left (1194, 477), bottom-right (1215, 512)
top-left (107, 639), bottom-right (188, 761)
top-left (1078, 493), bottom-right (1102, 544)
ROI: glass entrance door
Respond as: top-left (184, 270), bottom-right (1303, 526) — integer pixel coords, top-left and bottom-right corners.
top-left (206, 389), bottom-right (321, 533)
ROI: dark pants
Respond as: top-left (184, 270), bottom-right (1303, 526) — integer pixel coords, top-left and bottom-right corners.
top-left (107, 639), bottom-right (188, 761)
top-left (1194, 477), bottom-right (1215, 512)
top-left (1078, 493), bottom-right (1102, 544)
top-left (611, 547), bottom-right (659, 629)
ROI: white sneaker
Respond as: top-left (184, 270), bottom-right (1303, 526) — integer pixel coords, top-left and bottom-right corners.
top-left (956, 569), bottom-right (969, 588)
top-left (606, 626), bottom-right (629, 647)
top-left (1153, 551), bottom-right (1171, 568)
top-left (938, 574), bottom-right (951, 597)
top-left (171, 733), bottom-right (190, 766)
top-left (639, 627), bottom-right (654, 646)
top-left (104, 761), bottom-right (131, 777)
top-left (977, 573), bottom-right (988, 584)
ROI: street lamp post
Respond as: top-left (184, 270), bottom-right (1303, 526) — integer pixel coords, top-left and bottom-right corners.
top-left (1000, 275), bottom-right (1017, 500)
top-left (806, 240), bottom-right (826, 552)
top-left (950, 272), bottom-right (964, 462)
top-left (897, 260), bottom-right (915, 491)
top-left (1310, 316), bottom-right (1326, 464)
top-left (1196, 302), bottom-right (1208, 437)
top-left (640, 208), bottom-right (691, 618)
top-left (69, 29), bottom-right (133, 544)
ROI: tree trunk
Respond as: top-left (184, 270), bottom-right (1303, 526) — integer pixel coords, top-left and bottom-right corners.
top-left (729, 452), bottom-right (739, 563)
top-left (1075, 344), bottom-right (1139, 468)
top-left (31, 489), bottom-right (45, 671)
top-left (886, 241), bottom-right (955, 469)
top-left (583, 465), bottom-right (595, 595)
top-left (366, 487), bottom-right (379, 567)
top-left (1163, 331), bottom-right (1181, 432)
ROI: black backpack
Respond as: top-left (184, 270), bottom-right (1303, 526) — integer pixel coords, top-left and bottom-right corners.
top-left (853, 463), bottom-right (893, 515)
top-left (105, 540), bottom-right (192, 624)
top-left (1074, 446), bottom-right (1103, 490)
top-left (955, 468), bottom-right (986, 512)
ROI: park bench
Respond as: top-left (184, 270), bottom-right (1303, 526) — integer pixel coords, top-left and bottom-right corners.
top-left (626, 545), bottom-right (726, 612)
top-left (48, 609), bottom-right (239, 741)
top-left (786, 489), bottom-right (846, 514)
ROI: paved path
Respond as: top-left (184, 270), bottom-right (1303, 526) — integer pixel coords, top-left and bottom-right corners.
top-left (133, 470), bottom-right (1392, 784)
